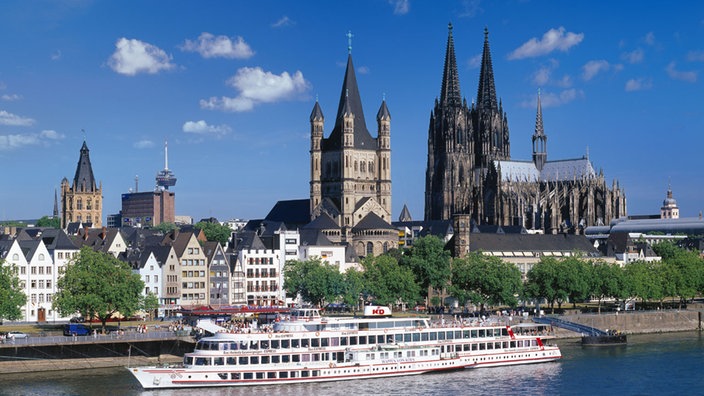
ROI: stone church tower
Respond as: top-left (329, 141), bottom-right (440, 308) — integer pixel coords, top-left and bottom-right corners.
top-left (61, 141), bottom-right (103, 228)
top-left (310, 37), bottom-right (396, 256)
top-left (425, 25), bottom-right (626, 234)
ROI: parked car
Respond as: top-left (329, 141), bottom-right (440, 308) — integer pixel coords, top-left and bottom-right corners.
top-left (69, 316), bottom-right (85, 323)
top-left (7, 331), bottom-right (27, 339)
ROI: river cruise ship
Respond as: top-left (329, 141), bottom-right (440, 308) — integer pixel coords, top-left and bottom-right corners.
top-left (128, 306), bottom-right (560, 389)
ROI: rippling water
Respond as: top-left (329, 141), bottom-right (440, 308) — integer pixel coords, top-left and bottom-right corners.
top-left (1, 332), bottom-right (701, 396)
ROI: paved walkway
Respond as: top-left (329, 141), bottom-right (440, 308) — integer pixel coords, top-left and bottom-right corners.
top-left (0, 355), bottom-right (183, 374)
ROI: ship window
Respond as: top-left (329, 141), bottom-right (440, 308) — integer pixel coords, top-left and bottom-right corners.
top-left (421, 333), bottom-right (429, 341)
top-left (404, 334), bottom-right (411, 343)
top-left (438, 332), bottom-right (445, 341)
top-left (271, 340), bottom-right (280, 349)
top-left (256, 372), bottom-right (264, 379)
top-left (290, 371), bottom-right (298, 378)
top-left (251, 356), bottom-right (259, 364)
top-left (430, 332), bottom-right (437, 341)
top-left (279, 371), bottom-right (288, 378)
top-left (471, 330), bottom-right (478, 338)
top-left (267, 372), bottom-right (276, 379)
top-left (463, 344), bottom-right (470, 351)
top-left (271, 355), bottom-right (280, 364)
top-left (227, 357), bottom-right (236, 365)
top-left (243, 373), bottom-right (253, 380)
top-left (184, 356), bottom-right (193, 365)
top-left (394, 334), bottom-right (403, 343)
top-left (281, 340), bottom-right (289, 348)
top-left (301, 371), bottom-right (310, 378)
top-left (340, 337), bottom-right (348, 346)
top-left (301, 338), bottom-right (309, 348)
top-left (472, 343), bottom-right (478, 351)
top-left (291, 339), bottom-right (300, 348)
top-left (213, 357), bottom-right (224, 365)
top-left (446, 331), bottom-right (454, 340)
top-left (231, 373), bottom-right (240, 380)
top-left (239, 356), bottom-right (248, 365)
top-left (358, 336), bottom-right (367, 345)
top-left (301, 354), bottom-right (310, 362)
top-left (281, 355), bottom-right (290, 363)
top-left (349, 336), bottom-right (358, 345)
top-left (261, 356), bottom-right (270, 364)
top-left (412, 333), bottom-right (420, 342)
top-left (463, 330), bottom-right (470, 339)
top-left (292, 355), bottom-right (300, 363)
top-left (195, 357), bottom-right (209, 365)
top-left (311, 338), bottom-right (320, 347)
top-left (478, 330), bottom-right (486, 337)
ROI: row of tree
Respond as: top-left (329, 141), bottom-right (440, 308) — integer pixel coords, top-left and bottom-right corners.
top-left (284, 236), bottom-right (704, 313)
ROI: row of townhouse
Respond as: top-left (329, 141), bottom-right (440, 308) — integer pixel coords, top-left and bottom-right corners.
top-left (0, 219), bottom-right (361, 322)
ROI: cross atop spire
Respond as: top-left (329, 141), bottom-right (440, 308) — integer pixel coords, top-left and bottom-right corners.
top-left (346, 30), bottom-right (354, 54)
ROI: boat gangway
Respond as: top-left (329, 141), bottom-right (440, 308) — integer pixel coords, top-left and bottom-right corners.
top-left (532, 316), bottom-right (608, 337)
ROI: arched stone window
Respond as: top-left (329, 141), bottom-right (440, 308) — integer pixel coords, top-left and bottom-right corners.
top-left (366, 242), bottom-right (374, 256)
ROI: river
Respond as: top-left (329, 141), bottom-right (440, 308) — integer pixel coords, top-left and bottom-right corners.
top-left (1, 331), bottom-right (701, 396)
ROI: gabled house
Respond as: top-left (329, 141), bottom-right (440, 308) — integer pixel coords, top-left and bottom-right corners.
top-left (204, 241), bottom-right (230, 306)
top-left (73, 227), bottom-right (127, 257)
top-left (168, 230), bottom-right (208, 307)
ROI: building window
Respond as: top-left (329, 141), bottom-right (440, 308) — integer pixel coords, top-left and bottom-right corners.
top-left (12, 253), bottom-right (19, 261)
top-left (366, 242), bottom-right (374, 256)
top-left (77, 199), bottom-right (83, 210)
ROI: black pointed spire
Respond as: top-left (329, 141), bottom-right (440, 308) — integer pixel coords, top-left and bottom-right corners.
top-left (532, 90), bottom-right (547, 171)
top-left (73, 141), bottom-right (97, 193)
top-left (476, 27), bottom-right (498, 113)
top-left (440, 23), bottom-right (462, 107)
top-left (326, 52), bottom-right (375, 149)
top-left (310, 99), bottom-right (324, 122)
top-left (53, 188), bottom-right (59, 218)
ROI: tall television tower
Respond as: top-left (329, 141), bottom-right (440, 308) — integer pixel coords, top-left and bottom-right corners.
top-left (155, 140), bottom-right (177, 190)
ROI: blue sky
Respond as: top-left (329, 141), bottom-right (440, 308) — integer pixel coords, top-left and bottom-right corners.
top-left (1, 0), bottom-right (703, 223)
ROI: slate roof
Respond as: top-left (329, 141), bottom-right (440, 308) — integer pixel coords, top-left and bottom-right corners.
top-left (466, 233), bottom-right (601, 256)
top-left (18, 240), bottom-right (41, 262)
top-left (299, 229), bottom-right (335, 247)
top-left (303, 212), bottom-right (339, 230)
top-left (495, 157), bottom-right (596, 183)
top-left (264, 199), bottom-right (311, 229)
top-left (323, 54), bottom-right (378, 151)
top-left (72, 141), bottom-right (98, 192)
top-left (40, 228), bottom-right (78, 250)
top-left (230, 230), bottom-right (267, 252)
top-left (352, 212), bottom-right (396, 231)
top-left (398, 204), bottom-right (413, 222)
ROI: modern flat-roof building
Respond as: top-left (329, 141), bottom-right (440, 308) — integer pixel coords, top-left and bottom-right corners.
top-left (121, 190), bottom-right (175, 228)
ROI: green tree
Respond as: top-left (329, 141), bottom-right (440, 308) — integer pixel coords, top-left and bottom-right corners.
top-left (36, 216), bottom-right (60, 228)
top-left (450, 253), bottom-right (522, 311)
top-left (525, 257), bottom-right (562, 313)
top-left (561, 257), bottom-right (592, 309)
top-left (195, 221), bottom-right (233, 246)
top-left (53, 247), bottom-right (146, 333)
top-left (624, 260), bottom-right (663, 309)
top-left (0, 262), bottom-right (27, 322)
top-left (283, 258), bottom-right (343, 307)
top-left (153, 222), bottom-right (178, 234)
top-left (591, 261), bottom-right (626, 313)
top-left (143, 292), bottom-right (160, 319)
top-left (341, 268), bottom-right (365, 312)
top-left (362, 255), bottom-right (420, 307)
top-left (399, 235), bottom-right (451, 302)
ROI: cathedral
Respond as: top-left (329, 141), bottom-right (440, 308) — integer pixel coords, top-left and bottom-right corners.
top-left (308, 39), bottom-right (397, 256)
top-left (425, 25), bottom-right (626, 234)
top-left (61, 141), bottom-right (103, 228)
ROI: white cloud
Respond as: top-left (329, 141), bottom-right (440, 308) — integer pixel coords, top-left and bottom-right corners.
top-left (272, 16), bottom-right (294, 28)
top-left (532, 67), bottom-right (551, 86)
top-left (0, 110), bottom-right (35, 126)
top-left (582, 60), bottom-right (611, 80)
top-left (182, 120), bottom-right (231, 137)
top-left (644, 32), bottom-right (655, 45)
top-left (687, 50), bottom-right (704, 62)
top-left (666, 62), bottom-right (697, 82)
top-left (458, 0), bottom-right (483, 18)
top-left (625, 78), bottom-right (652, 92)
top-left (508, 27), bottom-right (584, 60)
top-left (181, 33), bottom-right (254, 59)
top-left (622, 48), bottom-right (644, 64)
top-left (51, 49), bottom-right (62, 61)
top-left (523, 89), bottom-right (582, 108)
top-left (108, 38), bottom-right (175, 76)
top-left (1, 94), bottom-right (21, 102)
top-left (357, 66), bottom-right (370, 75)
top-left (134, 139), bottom-right (154, 149)
top-left (389, 0), bottom-right (409, 15)
top-left (40, 129), bottom-right (64, 140)
top-left (0, 129), bottom-right (64, 151)
top-left (201, 67), bottom-right (311, 112)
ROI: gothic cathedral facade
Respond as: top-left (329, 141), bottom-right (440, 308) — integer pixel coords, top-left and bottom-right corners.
top-left (61, 141), bottom-right (103, 228)
top-left (425, 25), bottom-right (626, 234)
